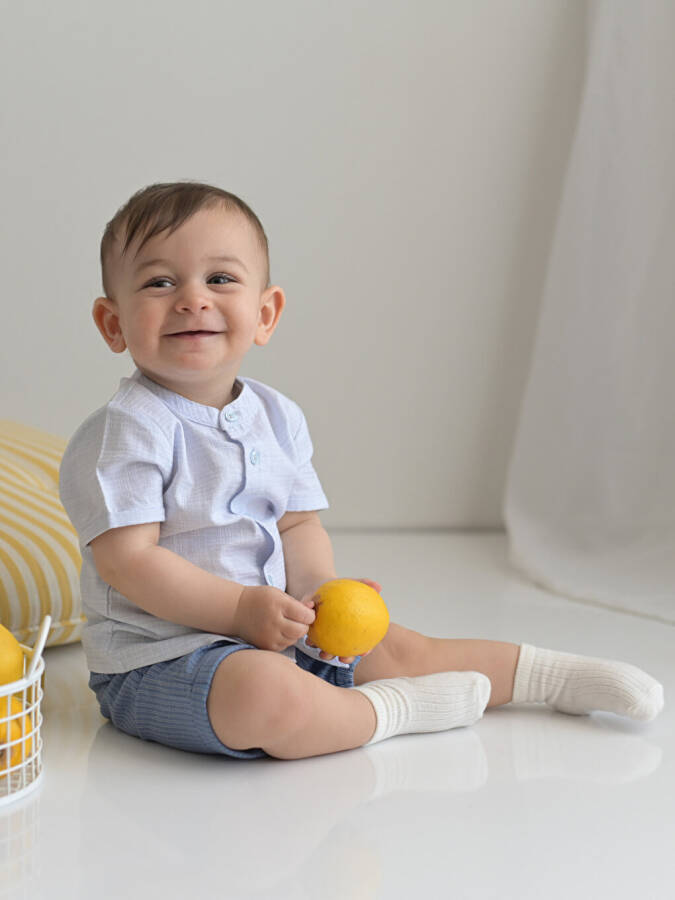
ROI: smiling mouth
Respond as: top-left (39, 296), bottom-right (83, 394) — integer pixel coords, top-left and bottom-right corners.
top-left (168, 330), bottom-right (221, 337)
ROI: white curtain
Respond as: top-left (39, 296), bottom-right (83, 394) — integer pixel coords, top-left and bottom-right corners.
top-left (504, 0), bottom-right (675, 624)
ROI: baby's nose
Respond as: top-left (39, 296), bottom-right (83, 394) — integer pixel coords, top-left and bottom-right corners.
top-left (175, 286), bottom-right (213, 311)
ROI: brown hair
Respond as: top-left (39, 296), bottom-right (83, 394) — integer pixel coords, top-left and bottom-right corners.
top-left (100, 181), bottom-right (270, 297)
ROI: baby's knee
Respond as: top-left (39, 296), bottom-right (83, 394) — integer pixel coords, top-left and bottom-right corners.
top-left (207, 649), bottom-right (309, 750)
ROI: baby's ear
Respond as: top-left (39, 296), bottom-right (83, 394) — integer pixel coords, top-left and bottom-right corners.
top-left (254, 285), bottom-right (285, 347)
top-left (92, 296), bottom-right (127, 353)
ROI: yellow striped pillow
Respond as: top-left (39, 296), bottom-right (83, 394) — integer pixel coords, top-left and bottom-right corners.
top-left (0, 420), bottom-right (85, 646)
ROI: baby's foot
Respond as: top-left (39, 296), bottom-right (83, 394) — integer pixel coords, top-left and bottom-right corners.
top-left (512, 644), bottom-right (664, 721)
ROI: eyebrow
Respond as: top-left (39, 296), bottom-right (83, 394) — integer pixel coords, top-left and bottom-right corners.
top-left (134, 254), bottom-right (249, 274)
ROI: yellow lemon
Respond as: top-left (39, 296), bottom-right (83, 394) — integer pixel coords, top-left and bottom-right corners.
top-left (0, 624), bottom-right (24, 686)
top-left (308, 579), bottom-right (389, 657)
top-left (0, 696), bottom-right (33, 776)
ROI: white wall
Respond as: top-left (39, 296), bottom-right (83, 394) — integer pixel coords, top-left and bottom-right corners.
top-left (0, 0), bottom-right (587, 528)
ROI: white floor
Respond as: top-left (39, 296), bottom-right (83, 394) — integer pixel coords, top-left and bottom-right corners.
top-left (3, 532), bottom-right (673, 900)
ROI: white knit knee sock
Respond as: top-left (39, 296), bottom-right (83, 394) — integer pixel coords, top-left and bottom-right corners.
top-left (512, 644), bottom-right (664, 721)
top-left (354, 671), bottom-right (491, 745)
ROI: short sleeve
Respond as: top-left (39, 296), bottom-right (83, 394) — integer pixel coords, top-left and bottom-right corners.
top-left (285, 408), bottom-right (329, 512)
top-left (59, 404), bottom-right (173, 547)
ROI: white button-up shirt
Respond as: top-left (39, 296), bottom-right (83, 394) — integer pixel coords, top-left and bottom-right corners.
top-left (59, 369), bottom-right (329, 673)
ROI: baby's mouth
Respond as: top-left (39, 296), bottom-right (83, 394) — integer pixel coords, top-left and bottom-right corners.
top-left (167, 330), bottom-right (221, 337)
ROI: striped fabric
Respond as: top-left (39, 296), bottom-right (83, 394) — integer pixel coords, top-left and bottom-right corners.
top-left (0, 420), bottom-right (84, 646)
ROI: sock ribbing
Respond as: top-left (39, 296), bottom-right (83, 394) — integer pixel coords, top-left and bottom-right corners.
top-left (354, 671), bottom-right (491, 745)
top-left (512, 644), bottom-right (664, 721)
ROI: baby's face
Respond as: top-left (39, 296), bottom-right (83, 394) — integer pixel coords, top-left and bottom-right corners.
top-left (93, 205), bottom-right (284, 407)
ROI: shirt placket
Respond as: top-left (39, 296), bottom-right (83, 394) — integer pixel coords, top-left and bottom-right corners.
top-left (219, 407), bottom-right (276, 586)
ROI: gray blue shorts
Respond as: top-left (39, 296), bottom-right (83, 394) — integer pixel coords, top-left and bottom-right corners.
top-left (88, 641), bottom-right (361, 760)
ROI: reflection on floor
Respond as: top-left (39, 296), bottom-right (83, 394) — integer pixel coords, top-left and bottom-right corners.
top-left (2, 533), bottom-right (672, 900)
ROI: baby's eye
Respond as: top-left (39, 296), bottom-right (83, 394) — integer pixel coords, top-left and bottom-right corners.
top-left (144, 274), bottom-right (235, 289)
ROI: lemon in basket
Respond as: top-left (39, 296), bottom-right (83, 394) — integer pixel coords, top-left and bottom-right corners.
top-left (0, 696), bottom-right (33, 776)
top-left (0, 624), bottom-right (23, 686)
top-left (307, 578), bottom-right (389, 658)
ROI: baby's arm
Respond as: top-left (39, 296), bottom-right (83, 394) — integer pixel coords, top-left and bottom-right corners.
top-left (278, 510), bottom-right (338, 602)
top-left (279, 510), bottom-right (374, 664)
top-left (90, 522), bottom-right (314, 647)
top-left (91, 522), bottom-right (244, 634)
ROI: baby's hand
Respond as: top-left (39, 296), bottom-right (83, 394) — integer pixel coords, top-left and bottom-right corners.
top-left (302, 577), bottom-right (382, 664)
top-left (233, 585), bottom-right (315, 652)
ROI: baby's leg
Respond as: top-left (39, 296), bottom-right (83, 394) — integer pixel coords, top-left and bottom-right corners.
top-left (207, 649), bottom-right (489, 759)
top-left (354, 625), bottom-right (520, 706)
top-left (208, 650), bottom-right (375, 758)
top-left (354, 624), bottom-right (664, 721)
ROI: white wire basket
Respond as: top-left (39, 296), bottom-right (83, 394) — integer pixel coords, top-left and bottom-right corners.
top-left (0, 616), bottom-right (50, 807)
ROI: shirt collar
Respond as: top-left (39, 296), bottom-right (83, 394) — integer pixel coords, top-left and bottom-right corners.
top-left (129, 369), bottom-right (255, 431)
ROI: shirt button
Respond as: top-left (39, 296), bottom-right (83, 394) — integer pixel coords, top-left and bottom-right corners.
top-left (224, 409), bottom-right (239, 422)
top-left (250, 449), bottom-right (260, 465)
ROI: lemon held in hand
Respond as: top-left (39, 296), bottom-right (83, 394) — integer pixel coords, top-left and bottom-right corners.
top-left (308, 578), bottom-right (389, 658)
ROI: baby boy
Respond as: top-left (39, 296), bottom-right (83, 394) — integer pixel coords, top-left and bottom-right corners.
top-left (59, 181), bottom-right (664, 760)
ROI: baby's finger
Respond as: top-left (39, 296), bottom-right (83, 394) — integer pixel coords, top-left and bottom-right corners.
top-left (316, 652), bottom-right (356, 663)
top-left (281, 620), bottom-right (312, 644)
top-left (285, 599), bottom-right (315, 626)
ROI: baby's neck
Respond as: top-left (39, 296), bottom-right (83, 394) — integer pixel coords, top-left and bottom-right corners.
top-left (137, 369), bottom-right (241, 410)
